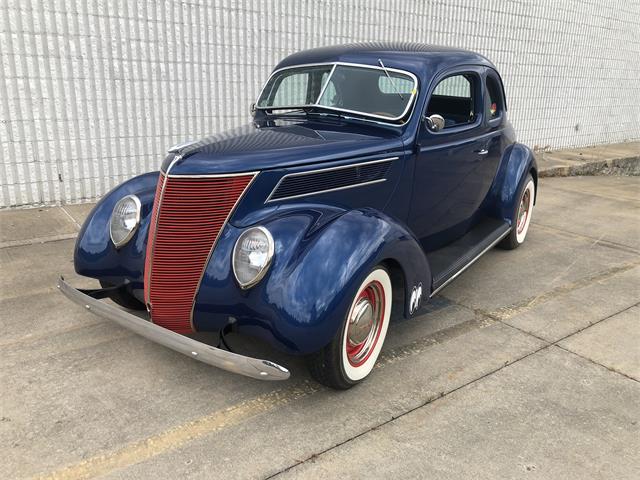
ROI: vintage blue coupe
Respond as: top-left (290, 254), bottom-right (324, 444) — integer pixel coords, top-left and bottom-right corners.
top-left (59, 43), bottom-right (537, 389)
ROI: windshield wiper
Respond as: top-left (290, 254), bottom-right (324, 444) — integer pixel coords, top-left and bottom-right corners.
top-left (268, 106), bottom-right (344, 119)
top-left (378, 59), bottom-right (404, 100)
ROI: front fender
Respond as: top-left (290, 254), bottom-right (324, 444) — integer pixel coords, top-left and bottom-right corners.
top-left (193, 207), bottom-right (430, 355)
top-left (484, 142), bottom-right (537, 224)
top-left (73, 172), bottom-right (159, 293)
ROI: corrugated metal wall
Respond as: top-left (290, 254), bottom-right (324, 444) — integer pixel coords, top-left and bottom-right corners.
top-left (1, 0), bottom-right (639, 207)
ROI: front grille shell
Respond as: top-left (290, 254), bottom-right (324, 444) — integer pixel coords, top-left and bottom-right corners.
top-left (144, 173), bottom-right (256, 333)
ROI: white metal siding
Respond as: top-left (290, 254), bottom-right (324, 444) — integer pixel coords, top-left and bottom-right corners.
top-left (1, 0), bottom-right (639, 207)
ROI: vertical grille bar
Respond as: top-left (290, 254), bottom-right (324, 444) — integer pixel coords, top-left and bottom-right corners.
top-left (144, 173), bottom-right (255, 333)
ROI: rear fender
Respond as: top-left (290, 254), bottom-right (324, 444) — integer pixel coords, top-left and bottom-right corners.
top-left (483, 142), bottom-right (538, 224)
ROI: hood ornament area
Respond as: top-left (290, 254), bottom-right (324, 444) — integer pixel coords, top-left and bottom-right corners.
top-left (167, 139), bottom-right (198, 154)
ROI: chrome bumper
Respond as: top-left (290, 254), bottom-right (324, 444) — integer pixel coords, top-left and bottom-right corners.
top-left (57, 277), bottom-right (290, 381)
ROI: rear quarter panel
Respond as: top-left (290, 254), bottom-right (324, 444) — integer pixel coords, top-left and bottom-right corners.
top-left (483, 142), bottom-right (538, 223)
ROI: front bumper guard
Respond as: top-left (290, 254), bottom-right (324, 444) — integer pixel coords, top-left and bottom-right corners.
top-left (57, 277), bottom-right (290, 381)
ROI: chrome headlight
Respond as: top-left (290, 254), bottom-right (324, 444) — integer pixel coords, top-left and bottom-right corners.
top-left (109, 195), bottom-right (141, 249)
top-left (232, 226), bottom-right (275, 289)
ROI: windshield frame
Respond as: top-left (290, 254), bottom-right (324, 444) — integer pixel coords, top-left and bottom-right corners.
top-left (254, 61), bottom-right (419, 124)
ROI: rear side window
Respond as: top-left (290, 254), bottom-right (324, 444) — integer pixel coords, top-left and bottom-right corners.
top-left (427, 74), bottom-right (477, 128)
top-left (486, 75), bottom-right (504, 119)
top-left (433, 75), bottom-right (471, 98)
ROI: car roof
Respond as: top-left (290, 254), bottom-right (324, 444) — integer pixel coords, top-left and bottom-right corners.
top-left (274, 42), bottom-right (496, 77)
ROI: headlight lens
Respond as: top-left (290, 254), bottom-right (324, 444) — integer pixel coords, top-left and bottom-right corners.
top-left (232, 226), bottom-right (275, 289)
top-left (109, 195), bottom-right (141, 248)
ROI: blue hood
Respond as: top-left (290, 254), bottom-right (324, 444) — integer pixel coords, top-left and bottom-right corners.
top-left (163, 120), bottom-right (405, 175)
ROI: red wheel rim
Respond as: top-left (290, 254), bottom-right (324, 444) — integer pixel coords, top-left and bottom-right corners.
top-left (345, 280), bottom-right (385, 367)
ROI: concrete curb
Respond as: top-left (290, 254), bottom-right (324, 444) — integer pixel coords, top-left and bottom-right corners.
top-left (538, 155), bottom-right (640, 178)
top-left (536, 142), bottom-right (640, 178)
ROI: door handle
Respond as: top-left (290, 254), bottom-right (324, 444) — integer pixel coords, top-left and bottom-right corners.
top-left (475, 148), bottom-right (489, 155)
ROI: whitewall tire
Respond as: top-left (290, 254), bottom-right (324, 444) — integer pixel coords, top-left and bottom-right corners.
top-left (307, 266), bottom-right (392, 389)
top-left (515, 179), bottom-right (535, 243)
top-left (499, 174), bottom-right (535, 250)
top-left (340, 268), bottom-right (392, 382)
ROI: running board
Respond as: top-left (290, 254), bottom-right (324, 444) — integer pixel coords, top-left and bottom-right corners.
top-left (428, 217), bottom-right (511, 297)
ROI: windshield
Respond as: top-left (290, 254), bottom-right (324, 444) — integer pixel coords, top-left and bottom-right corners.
top-left (256, 63), bottom-right (418, 122)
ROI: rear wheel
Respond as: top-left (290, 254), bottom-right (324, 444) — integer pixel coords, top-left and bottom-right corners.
top-left (99, 280), bottom-right (146, 310)
top-left (499, 174), bottom-right (535, 250)
top-left (306, 267), bottom-right (392, 389)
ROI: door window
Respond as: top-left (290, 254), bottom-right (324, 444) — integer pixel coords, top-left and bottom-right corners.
top-left (426, 74), bottom-right (477, 128)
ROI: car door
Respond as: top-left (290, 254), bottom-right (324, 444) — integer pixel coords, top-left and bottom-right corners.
top-left (408, 67), bottom-right (493, 251)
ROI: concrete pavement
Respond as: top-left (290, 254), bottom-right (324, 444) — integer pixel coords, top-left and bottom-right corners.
top-left (0, 176), bottom-right (638, 479)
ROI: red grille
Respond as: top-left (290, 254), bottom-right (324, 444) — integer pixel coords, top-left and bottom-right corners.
top-left (144, 173), bottom-right (255, 333)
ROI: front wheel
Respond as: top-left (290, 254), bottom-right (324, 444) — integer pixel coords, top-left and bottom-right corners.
top-left (498, 174), bottom-right (535, 250)
top-left (306, 266), bottom-right (392, 389)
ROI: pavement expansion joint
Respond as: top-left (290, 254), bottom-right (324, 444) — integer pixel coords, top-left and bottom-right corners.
top-left (533, 222), bottom-right (640, 255)
top-left (59, 206), bottom-right (83, 230)
top-left (33, 308), bottom-right (512, 479)
top-left (265, 298), bottom-right (639, 478)
top-left (265, 341), bottom-right (553, 479)
top-left (484, 260), bottom-right (640, 321)
top-left (555, 343), bottom-right (639, 384)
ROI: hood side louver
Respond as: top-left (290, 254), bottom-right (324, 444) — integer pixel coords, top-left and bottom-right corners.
top-left (268, 158), bottom-right (395, 202)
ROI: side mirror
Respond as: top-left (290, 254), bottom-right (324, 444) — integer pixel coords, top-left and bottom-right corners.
top-left (424, 114), bottom-right (445, 132)
top-left (250, 103), bottom-right (256, 117)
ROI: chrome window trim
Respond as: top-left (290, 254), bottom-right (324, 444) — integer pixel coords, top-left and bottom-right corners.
top-left (314, 63), bottom-right (337, 103)
top-left (265, 156), bottom-right (398, 203)
top-left (255, 62), bottom-right (419, 124)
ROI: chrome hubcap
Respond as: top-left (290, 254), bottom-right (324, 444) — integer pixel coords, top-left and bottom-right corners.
top-left (348, 298), bottom-right (374, 345)
top-left (346, 281), bottom-right (385, 367)
top-left (517, 188), bottom-right (531, 234)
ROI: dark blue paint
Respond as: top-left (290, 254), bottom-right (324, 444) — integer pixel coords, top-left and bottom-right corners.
top-left (483, 142), bottom-right (538, 224)
top-left (230, 150), bottom-right (407, 227)
top-left (192, 207), bottom-right (430, 354)
top-left (409, 65), bottom-right (517, 251)
top-left (74, 172), bottom-right (159, 298)
top-left (162, 122), bottom-right (405, 175)
top-left (73, 43), bottom-right (536, 356)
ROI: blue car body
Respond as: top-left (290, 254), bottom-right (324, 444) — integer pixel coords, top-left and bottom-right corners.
top-left (74, 43), bottom-right (537, 356)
